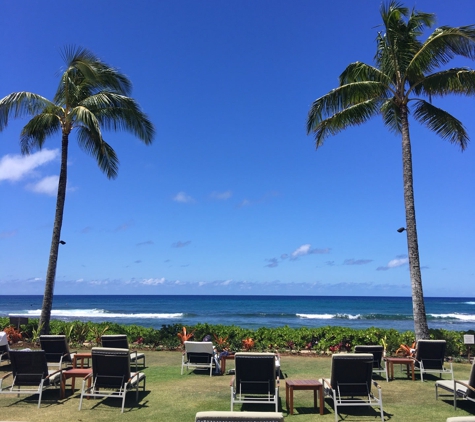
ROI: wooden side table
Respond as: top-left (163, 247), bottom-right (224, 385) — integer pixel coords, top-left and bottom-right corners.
top-left (286, 379), bottom-right (324, 415)
top-left (60, 351), bottom-right (93, 398)
top-left (73, 352), bottom-right (92, 368)
top-left (220, 353), bottom-right (235, 375)
top-left (385, 357), bottom-right (415, 381)
top-left (60, 368), bottom-right (92, 399)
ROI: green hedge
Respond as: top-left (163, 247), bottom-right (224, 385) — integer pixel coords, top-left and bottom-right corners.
top-left (0, 317), bottom-right (472, 357)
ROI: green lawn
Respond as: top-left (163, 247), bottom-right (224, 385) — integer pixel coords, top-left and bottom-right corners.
top-left (0, 351), bottom-right (473, 421)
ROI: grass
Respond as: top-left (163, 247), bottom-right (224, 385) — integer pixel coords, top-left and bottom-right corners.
top-left (0, 350), bottom-right (474, 421)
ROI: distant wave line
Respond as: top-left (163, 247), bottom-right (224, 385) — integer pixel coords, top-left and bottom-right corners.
top-left (297, 313), bottom-right (475, 321)
top-left (9, 309), bottom-right (183, 319)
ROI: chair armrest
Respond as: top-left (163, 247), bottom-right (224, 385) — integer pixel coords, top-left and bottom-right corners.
top-left (83, 372), bottom-right (93, 381)
top-left (1, 371), bottom-right (12, 380)
top-left (230, 376), bottom-right (235, 387)
top-left (455, 380), bottom-right (475, 393)
top-left (45, 369), bottom-right (62, 380)
top-left (372, 380), bottom-right (381, 389)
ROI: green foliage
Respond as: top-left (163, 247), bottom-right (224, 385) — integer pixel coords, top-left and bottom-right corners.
top-left (1, 315), bottom-right (470, 359)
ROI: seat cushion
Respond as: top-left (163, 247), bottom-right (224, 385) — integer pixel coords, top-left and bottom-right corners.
top-left (195, 411), bottom-right (284, 422)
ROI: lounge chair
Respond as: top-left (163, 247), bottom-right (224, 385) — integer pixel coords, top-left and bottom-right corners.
top-left (436, 361), bottom-right (475, 410)
top-left (182, 341), bottom-right (219, 376)
top-left (101, 334), bottom-right (145, 370)
top-left (230, 352), bottom-right (279, 412)
top-left (321, 353), bottom-right (384, 422)
top-left (355, 345), bottom-right (388, 381)
top-left (413, 340), bottom-right (453, 382)
top-left (0, 350), bottom-right (61, 408)
top-left (78, 347), bottom-right (146, 413)
top-left (0, 332), bottom-right (10, 366)
top-left (39, 335), bottom-right (75, 370)
top-left (195, 411), bottom-right (284, 421)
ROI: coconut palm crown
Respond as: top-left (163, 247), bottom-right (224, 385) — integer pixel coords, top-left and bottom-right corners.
top-left (306, 1), bottom-right (475, 340)
top-left (0, 46), bottom-right (155, 334)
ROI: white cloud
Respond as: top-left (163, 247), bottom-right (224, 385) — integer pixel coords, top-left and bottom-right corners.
top-left (388, 257), bottom-right (409, 268)
top-left (377, 256), bottom-right (409, 271)
top-left (292, 244), bottom-right (312, 258)
top-left (141, 278), bottom-right (165, 285)
top-left (25, 175), bottom-right (59, 196)
top-left (173, 191), bottom-right (194, 203)
top-left (210, 190), bottom-right (232, 200)
top-left (0, 149), bottom-right (58, 182)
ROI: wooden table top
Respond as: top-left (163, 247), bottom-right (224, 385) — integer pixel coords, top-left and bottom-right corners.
top-left (286, 379), bottom-right (322, 387)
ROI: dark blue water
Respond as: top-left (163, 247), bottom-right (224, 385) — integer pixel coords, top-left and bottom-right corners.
top-left (1, 295), bottom-right (474, 332)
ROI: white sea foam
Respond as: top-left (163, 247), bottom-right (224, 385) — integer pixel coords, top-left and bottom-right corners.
top-left (297, 313), bottom-right (334, 319)
top-left (430, 313), bottom-right (475, 321)
top-left (9, 309), bottom-right (182, 319)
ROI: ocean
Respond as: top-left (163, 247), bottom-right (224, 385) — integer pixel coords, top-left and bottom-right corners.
top-left (1, 295), bottom-right (474, 333)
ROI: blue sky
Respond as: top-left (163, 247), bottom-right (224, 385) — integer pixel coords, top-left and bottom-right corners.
top-left (1, 0), bottom-right (474, 297)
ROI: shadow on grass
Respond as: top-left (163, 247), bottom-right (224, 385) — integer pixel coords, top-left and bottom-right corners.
top-left (76, 390), bottom-right (152, 413)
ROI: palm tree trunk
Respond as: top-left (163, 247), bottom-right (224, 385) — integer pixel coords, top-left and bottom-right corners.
top-left (39, 132), bottom-right (69, 335)
top-left (400, 106), bottom-right (430, 341)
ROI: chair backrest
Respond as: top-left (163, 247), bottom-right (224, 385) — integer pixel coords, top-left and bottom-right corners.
top-left (466, 362), bottom-right (475, 399)
top-left (0, 331), bottom-right (9, 356)
top-left (9, 350), bottom-right (50, 386)
top-left (330, 353), bottom-right (373, 397)
top-left (39, 335), bottom-right (72, 364)
top-left (184, 341), bottom-right (214, 364)
top-left (0, 332), bottom-right (8, 347)
top-left (91, 347), bottom-right (131, 389)
top-left (101, 335), bottom-right (129, 349)
top-left (414, 340), bottom-right (446, 369)
top-left (234, 352), bottom-right (276, 395)
top-left (354, 345), bottom-right (384, 369)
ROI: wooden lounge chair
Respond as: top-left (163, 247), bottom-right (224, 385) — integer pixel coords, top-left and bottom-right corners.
top-left (321, 353), bottom-right (384, 422)
top-left (436, 361), bottom-right (475, 410)
top-left (231, 352), bottom-right (279, 412)
top-left (101, 334), bottom-right (145, 370)
top-left (355, 345), bottom-right (388, 381)
top-left (78, 347), bottom-right (146, 413)
top-left (0, 332), bottom-right (10, 366)
top-left (195, 411), bottom-right (284, 421)
top-left (0, 350), bottom-right (61, 408)
top-left (182, 341), bottom-right (218, 376)
top-left (414, 340), bottom-right (453, 382)
top-left (39, 335), bottom-right (75, 370)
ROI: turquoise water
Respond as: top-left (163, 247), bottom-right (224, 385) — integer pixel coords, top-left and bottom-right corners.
top-left (1, 295), bottom-right (474, 332)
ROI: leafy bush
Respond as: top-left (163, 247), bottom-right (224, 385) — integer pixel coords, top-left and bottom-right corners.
top-left (0, 315), bottom-right (471, 359)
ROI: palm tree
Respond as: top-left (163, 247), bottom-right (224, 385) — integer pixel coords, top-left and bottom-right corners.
top-left (0, 47), bottom-right (155, 334)
top-left (306, 1), bottom-right (475, 340)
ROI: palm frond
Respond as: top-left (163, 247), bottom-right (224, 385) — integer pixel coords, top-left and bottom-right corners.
top-left (381, 98), bottom-right (402, 133)
top-left (339, 62), bottom-right (392, 86)
top-left (0, 92), bottom-right (54, 130)
top-left (20, 113), bottom-right (62, 153)
top-left (415, 68), bottom-right (475, 96)
top-left (81, 93), bottom-right (155, 144)
top-left (308, 99), bottom-right (380, 148)
top-left (307, 81), bottom-right (388, 133)
top-left (76, 126), bottom-right (119, 179)
top-left (413, 99), bottom-right (469, 150)
top-left (409, 26), bottom-right (475, 77)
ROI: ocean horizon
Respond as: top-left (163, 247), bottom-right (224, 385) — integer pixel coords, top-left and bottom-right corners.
top-left (1, 295), bottom-right (474, 332)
